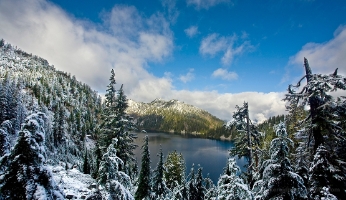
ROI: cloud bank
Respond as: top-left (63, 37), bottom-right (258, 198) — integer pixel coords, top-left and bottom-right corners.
top-left (0, 0), bottom-right (287, 122)
top-left (289, 25), bottom-right (346, 76)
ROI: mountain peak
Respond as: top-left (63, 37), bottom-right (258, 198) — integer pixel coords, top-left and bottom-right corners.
top-left (126, 98), bottom-right (227, 136)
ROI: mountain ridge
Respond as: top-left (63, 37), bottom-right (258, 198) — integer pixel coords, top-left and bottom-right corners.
top-left (126, 98), bottom-right (230, 139)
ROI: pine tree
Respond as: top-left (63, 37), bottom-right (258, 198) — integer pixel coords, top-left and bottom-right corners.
top-left (0, 120), bottom-right (11, 157)
top-left (204, 174), bottom-right (216, 200)
top-left (216, 157), bottom-right (252, 200)
top-left (113, 84), bottom-right (137, 173)
top-left (105, 69), bottom-right (117, 109)
top-left (0, 113), bottom-right (63, 199)
top-left (135, 135), bottom-right (151, 200)
top-left (97, 138), bottom-right (133, 200)
top-left (100, 72), bottom-right (137, 175)
top-left (308, 145), bottom-right (345, 199)
top-left (152, 147), bottom-right (169, 198)
top-left (252, 122), bottom-right (307, 200)
top-left (284, 58), bottom-right (346, 198)
top-left (195, 166), bottom-right (205, 200)
top-left (164, 150), bottom-right (186, 190)
top-left (83, 150), bottom-right (90, 174)
top-left (284, 57), bottom-right (346, 152)
top-left (228, 102), bottom-right (262, 186)
top-left (187, 164), bottom-right (197, 200)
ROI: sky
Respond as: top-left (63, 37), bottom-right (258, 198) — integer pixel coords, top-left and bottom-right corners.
top-left (1, 0), bottom-right (346, 122)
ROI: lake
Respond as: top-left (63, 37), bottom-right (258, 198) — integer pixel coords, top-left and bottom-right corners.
top-left (133, 132), bottom-right (247, 184)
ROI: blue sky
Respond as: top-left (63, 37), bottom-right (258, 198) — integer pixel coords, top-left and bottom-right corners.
top-left (1, 0), bottom-right (346, 121)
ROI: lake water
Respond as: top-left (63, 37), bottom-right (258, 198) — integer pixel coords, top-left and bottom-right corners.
top-left (133, 132), bottom-right (247, 184)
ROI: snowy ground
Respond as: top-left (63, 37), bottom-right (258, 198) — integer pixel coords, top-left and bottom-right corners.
top-left (50, 165), bottom-right (98, 199)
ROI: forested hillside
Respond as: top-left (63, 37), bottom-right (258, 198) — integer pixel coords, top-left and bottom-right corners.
top-left (0, 39), bottom-right (102, 164)
top-left (127, 98), bottom-right (230, 139)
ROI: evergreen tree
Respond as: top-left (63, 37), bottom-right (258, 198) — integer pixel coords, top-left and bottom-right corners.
top-left (105, 69), bottom-right (117, 109)
top-left (187, 164), bottom-right (197, 200)
top-left (113, 84), bottom-right (137, 173)
top-left (284, 58), bottom-right (346, 198)
top-left (0, 120), bottom-right (11, 157)
top-left (228, 102), bottom-right (262, 186)
top-left (152, 147), bottom-right (169, 198)
top-left (284, 57), bottom-right (346, 152)
top-left (216, 158), bottom-right (252, 200)
top-left (164, 150), bottom-right (186, 190)
top-left (195, 166), bottom-right (205, 200)
top-left (135, 135), bottom-right (151, 200)
top-left (100, 72), bottom-right (137, 175)
top-left (204, 174), bottom-right (216, 200)
top-left (92, 142), bottom-right (103, 179)
top-left (0, 113), bottom-right (63, 199)
top-left (97, 138), bottom-right (133, 200)
top-left (308, 145), bottom-right (345, 199)
top-left (252, 122), bottom-right (307, 200)
top-left (83, 150), bottom-right (90, 174)
top-left (99, 70), bottom-right (118, 148)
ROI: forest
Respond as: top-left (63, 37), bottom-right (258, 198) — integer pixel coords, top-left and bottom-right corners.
top-left (0, 39), bottom-right (346, 200)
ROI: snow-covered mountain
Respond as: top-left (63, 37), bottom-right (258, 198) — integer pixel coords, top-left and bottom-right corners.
top-left (127, 98), bottom-right (229, 138)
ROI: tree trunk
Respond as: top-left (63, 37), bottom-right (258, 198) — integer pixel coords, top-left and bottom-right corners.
top-left (245, 102), bottom-right (253, 185)
top-left (304, 58), bottom-right (324, 152)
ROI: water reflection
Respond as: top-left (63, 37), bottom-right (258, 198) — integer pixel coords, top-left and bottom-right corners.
top-left (133, 132), bottom-right (246, 184)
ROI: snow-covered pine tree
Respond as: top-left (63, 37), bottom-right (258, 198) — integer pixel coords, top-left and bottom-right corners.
top-left (152, 146), bottom-right (170, 198)
top-left (164, 150), bottom-right (186, 191)
top-left (204, 174), bottom-right (216, 200)
top-left (292, 140), bottom-right (310, 187)
top-left (284, 58), bottom-right (346, 152)
top-left (99, 69), bottom-right (118, 148)
top-left (195, 166), bottom-right (205, 200)
top-left (184, 164), bottom-right (205, 200)
top-left (0, 112), bottom-right (64, 199)
top-left (135, 135), bottom-right (151, 200)
top-left (187, 164), bottom-right (197, 200)
top-left (228, 102), bottom-right (262, 186)
top-left (284, 58), bottom-right (346, 198)
top-left (0, 120), bottom-right (11, 157)
top-left (216, 157), bottom-right (252, 200)
top-left (105, 69), bottom-right (117, 109)
top-left (308, 145), bottom-right (344, 199)
top-left (97, 138), bottom-right (133, 200)
top-left (83, 149), bottom-right (90, 174)
top-left (113, 84), bottom-right (137, 173)
top-left (99, 71), bottom-right (137, 176)
top-left (252, 122), bottom-right (307, 200)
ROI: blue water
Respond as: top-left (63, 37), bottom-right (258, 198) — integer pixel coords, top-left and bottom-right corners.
top-left (133, 132), bottom-right (247, 184)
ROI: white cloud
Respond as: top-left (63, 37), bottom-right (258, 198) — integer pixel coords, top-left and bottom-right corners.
top-left (200, 33), bottom-right (231, 55)
top-left (162, 0), bottom-right (180, 24)
top-left (289, 25), bottom-right (346, 76)
top-left (168, 90), bottom-right (286, 122)
top-left (180, 68), bottom-right (195, 83)
top-left (184, 26), bottom-right (199, 38)
top-left (0, 0), bottom-right (287, 122)
top-left (0, 0), bottom-right (173, 93)
top-left (212, 68), bottom-right (238, 80)
top-left (200, 33), bottom-right (253, 65)
top-left (187, 0), bottom-right (231, 10)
